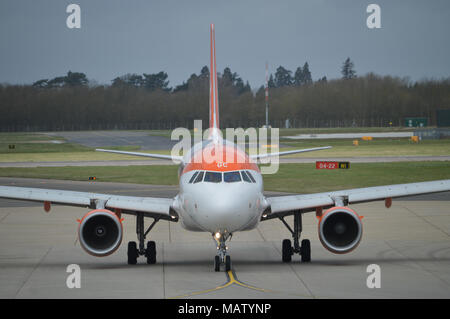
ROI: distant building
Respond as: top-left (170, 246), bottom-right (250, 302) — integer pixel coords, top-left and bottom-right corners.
top-left (404, 117), bottom-right (427, 128)
top-left (436, 110), bottom-right (450, 127)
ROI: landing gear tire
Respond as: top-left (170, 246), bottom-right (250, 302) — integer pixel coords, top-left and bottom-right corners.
top-left (214, 255), bottom-right (220, 272)
top-left (282, 239), bottom-right (293, 262)
top-left (127, 241), bottom-right (138, 265)
top-left (225, 255), bottom-right (232, 272)
top-left (130, 213), bottom-right (160, 265)
top-left (300, 239), bottom-right (311, 262)
top-left (146, 241), bottom-right (156, 264)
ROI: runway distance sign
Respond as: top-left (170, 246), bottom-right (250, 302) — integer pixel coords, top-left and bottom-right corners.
top-left (316, 161), bottom-right (350, 169)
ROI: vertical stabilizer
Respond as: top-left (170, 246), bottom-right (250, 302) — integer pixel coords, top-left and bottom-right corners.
top-left (209, 24), bottom-right (220, 137)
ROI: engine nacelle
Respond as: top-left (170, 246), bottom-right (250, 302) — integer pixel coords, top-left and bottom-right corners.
top-left (78, 209), bottom-right (123, 257)
top-left (318, 206), bottom-right (363, 254)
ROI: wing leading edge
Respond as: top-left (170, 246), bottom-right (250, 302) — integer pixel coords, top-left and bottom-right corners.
top-left (265, 179), bottom-right (450, 217)
top-left (0, 186), bottom-right (177, 221)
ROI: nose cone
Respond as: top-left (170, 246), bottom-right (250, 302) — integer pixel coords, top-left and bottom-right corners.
top-left (193, 184), bottom-right (257, 233)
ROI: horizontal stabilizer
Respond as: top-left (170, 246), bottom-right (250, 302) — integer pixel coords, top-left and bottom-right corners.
top-left (250, 146), bottom-right (332, 160)
top-left (96, 149), bottom-right (183, 163)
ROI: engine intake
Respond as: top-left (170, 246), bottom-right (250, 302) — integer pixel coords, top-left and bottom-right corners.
top-left (78, 209), bottom-right (123, 257)
top-left (318, 206), bottom-right (362, 254)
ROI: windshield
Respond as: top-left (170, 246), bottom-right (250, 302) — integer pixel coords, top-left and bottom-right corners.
top-left (241, 170), bottom-right (252, 183)
top-left (193, 171), bottom-right (204, 183)
top-left (188, 171), bottom-right (199, 183)
top-left (224, 171), bottom-right (242, 183)
top-left (204, 171), bottom-right (222, 183)
top-left (245, 170), bottom-right (256, 183)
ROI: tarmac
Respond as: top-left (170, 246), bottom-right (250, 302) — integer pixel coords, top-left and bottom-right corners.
top-left (45, 131), bottom-right (178, 150)
top-left (0, 178), bottom-right (449, 299)
top-left (285, 132), bottom-right (414, 139)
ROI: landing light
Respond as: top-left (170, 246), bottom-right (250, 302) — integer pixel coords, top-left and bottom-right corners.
top-left (214, 232), bottom-right (221, 239)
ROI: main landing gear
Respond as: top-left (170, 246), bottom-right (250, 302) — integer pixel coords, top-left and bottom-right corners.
top-left (280, 211), bottom-right (311, 263)
top-left (213, 232), bottom-right (232, 272)
top-left (127, 213), bottom-right (159, 265)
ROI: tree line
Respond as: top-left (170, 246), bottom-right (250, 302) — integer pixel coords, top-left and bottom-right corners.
top-left (1, 58), bottom-right (449, 131)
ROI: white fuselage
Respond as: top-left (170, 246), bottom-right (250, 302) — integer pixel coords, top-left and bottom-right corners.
top-left (172, 139), bottom-right (268, 234)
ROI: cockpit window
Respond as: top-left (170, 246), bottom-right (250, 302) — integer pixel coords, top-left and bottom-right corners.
top-left (204, 171), bottom-right (222, 183)
top-left (241, 170), bottom-right (252, 183)
top-left (245, 170), bottom-right (256, 183)
top-left (188, 171), bottom-right (199, 183)
top-left (224, 171), bottom-right (241, 183)
top-left (193, 171), bottom-right (204, 184)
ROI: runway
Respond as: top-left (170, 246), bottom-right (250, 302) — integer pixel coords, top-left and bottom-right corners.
top-left (0, 178), bottom-right (449, 298)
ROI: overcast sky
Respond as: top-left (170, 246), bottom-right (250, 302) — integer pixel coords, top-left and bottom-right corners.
top-left (1, 0), bottom-right (449, 88)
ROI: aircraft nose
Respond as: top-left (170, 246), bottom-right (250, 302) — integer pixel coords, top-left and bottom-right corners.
top-left (195, 189), bottom-right (253, 232)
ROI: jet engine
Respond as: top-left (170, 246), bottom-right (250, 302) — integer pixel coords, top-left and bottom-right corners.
top-left (78, 209), bottom-right (123, 257)
top-left (318, 206), bottom-right (363, 254)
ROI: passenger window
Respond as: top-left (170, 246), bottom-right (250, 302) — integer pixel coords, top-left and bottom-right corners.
top-left (193, 171), bottom-right (204, 184)
top-left (204, 171), bottom-right (222, 183)
top-left (224, 171), bottom-right (241, 183)
top-left (188, 171), bottom-right (199, 183)
top-left (246, 170), bottom-right (256, 183)
top-left (241, 170), bottom-right (251, 183)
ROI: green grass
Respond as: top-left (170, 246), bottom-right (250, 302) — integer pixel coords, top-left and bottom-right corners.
top-left (1, 130), bottom-right (448, 162)
top-left (262, 161), bottom-right (450, 193)
top-left (0, 143), bottom-right (92, 154)
top-left (0, 150), bottom-right (173, 162)
top-left (277, 138), bottom-right (450, 157)
top-left (1, 161), bottom-right (449, 194)
top-left (0, 165), bottom-right (179, 185)
top-left (0, 132), bottom-right (65, 143)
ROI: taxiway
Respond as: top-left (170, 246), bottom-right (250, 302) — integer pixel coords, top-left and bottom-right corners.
top-left (0, 178), bottom-right (449, 298)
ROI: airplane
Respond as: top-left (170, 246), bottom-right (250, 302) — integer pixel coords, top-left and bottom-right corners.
top-left (1, 24), bottom-right (450, 272)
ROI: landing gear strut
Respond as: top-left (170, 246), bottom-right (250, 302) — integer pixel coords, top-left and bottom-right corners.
top-left (213, 232), bottom-right (232, 272)
top-left (280, 211), bottom-right (311, 263)
top-left (127, 213), bottom-right (159, 265)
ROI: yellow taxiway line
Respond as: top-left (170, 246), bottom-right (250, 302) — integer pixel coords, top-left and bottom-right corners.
top-left (169, 270), bottom-right (271, 299)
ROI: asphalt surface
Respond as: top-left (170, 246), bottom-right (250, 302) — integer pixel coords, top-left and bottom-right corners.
top-left (285, 132), bottom-right (414, 139)
top-left (0, 178), bottom-right (449, 298)
top-left (45, 131), bottom-right (178, 150)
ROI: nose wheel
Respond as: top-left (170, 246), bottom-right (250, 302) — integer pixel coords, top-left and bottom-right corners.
top-left (213, 233), bottom-right (232, 272)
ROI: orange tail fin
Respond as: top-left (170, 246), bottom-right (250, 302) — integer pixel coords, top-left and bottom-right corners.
top-left (209, 24), bottom-right (220, 132)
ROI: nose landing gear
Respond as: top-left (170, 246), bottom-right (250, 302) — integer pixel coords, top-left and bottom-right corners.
top-left (213, 232), bottom-right (232, 272)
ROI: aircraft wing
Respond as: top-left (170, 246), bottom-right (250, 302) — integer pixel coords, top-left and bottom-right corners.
top-left (96, 148), bottom-right (183, 163)
top-left (0, 186), bottom-right (177, 221)
top-left (264, 179), bottom-right (450, 218)
top-left (250, 146), bottom-right (331, 160)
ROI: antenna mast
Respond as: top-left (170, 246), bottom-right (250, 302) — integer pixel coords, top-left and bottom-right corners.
top-left (265, 62), bottom-right (269, 127)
